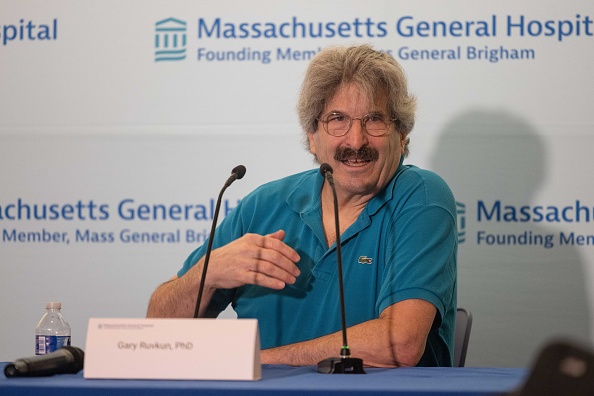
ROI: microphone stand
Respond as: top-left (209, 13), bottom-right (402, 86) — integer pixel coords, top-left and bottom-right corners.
top-left (317, 164), bottom-right (365, 374)
top-left (193, 165), bottom-right (246, 318)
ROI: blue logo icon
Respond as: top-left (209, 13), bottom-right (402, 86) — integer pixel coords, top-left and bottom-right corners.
top-left (456, 201), bottom-right (466, 244)
top-left (155, 18), bottom-right (187, 62)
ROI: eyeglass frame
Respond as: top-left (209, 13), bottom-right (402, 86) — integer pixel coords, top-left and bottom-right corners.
top-left (316, 111), bottom-right (399, 137)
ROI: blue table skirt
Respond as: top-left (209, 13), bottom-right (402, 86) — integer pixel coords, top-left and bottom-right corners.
top-left (1, 363), bottom-right (527, 396)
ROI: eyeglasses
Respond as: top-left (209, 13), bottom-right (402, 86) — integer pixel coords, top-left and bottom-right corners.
top-left (317, 112), bottom-right (397, 137)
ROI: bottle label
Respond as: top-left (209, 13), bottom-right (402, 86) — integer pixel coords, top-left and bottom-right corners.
top-left (35, 335), bottom-right (71, 355)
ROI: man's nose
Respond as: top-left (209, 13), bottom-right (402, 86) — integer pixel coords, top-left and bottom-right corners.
top-left (344, 118), bottom-right (369, 148)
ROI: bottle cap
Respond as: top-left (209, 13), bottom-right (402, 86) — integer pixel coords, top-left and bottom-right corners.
top-left (45, 302), bottom-right (62, 309)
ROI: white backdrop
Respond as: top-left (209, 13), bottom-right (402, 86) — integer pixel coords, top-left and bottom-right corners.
top-left (1, 0), bottom-right (593, 367)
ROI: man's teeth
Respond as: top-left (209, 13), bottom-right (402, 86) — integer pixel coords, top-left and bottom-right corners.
top-left (344, 158), bottom-right (368, 165)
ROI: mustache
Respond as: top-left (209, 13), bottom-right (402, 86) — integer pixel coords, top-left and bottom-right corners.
top-left (334, 146), bottom-right (379, 162)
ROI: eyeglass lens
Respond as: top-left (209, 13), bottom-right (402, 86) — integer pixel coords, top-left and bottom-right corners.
top-left (324, 113), bottom-right (389, 136)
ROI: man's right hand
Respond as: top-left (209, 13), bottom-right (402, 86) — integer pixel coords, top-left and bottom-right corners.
top-left (146, 229), bottom-right (300, 318)
top-left (205, 229), bottom-right (301, 291)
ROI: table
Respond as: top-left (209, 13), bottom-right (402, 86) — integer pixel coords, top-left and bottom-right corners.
top-left (1, 364), bottom-right (527, 396)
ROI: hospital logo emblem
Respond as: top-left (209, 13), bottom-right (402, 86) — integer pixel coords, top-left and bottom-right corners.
top-left (154, 18), bottom-right (187, 62)
top-left (456, 201), bottom-right (466, 244)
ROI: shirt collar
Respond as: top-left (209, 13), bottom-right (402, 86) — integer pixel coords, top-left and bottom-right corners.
top-left (286, 159), bottom-right (407, 218)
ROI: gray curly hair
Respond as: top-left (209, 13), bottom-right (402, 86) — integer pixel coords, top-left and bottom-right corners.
top-left (297, 44), bottom-right (416, 157)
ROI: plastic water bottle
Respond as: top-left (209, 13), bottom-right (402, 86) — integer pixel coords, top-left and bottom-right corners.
top-left (35, 302), bottom-right (71, 355)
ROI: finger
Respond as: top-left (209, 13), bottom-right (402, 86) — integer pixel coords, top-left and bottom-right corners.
top-left (265, 229), bottom-right (285, 240)
top-left (242, 270), bottom-right (287, 290)
top-left (258, 233), bottom-right (301, 265)
top-left (253, 246), bottom-right (300, 279)
top-left (251, 258), bottom-right (298, 285)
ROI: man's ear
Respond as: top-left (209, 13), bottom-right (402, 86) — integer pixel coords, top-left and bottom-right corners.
top-left (307, 131), bottom-right (316, 155)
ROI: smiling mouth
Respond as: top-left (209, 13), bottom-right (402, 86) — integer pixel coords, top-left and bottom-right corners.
top-left (343, 158), bottom-right (371, 166)
top-left (334, 146), bottom-right (379, 166)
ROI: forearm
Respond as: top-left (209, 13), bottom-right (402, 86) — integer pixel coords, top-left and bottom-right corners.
top-left (146, 262), bottom-right (215, 318)
top-left (261, 319), bottom-right (402, 367)
top-left (261, 300), bottom-right (434, 368)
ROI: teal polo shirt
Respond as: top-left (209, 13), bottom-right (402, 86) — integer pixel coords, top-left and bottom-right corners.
top-left (178, 163), bottom-right (457, 366)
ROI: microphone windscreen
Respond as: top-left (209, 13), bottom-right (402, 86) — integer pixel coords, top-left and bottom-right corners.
top-left (232, 165), bottom-right (247, 180)
top-left (63, 346), bottom-right (85, 370)
top-left (319, 163), bottom-right (333, 176)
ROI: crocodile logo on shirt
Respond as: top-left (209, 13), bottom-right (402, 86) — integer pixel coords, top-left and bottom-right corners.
top-left (358, 256), bottom-right (372, 265)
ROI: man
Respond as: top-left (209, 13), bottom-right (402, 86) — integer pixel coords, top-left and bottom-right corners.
top-left (147, 44), bottom-right (457, 367)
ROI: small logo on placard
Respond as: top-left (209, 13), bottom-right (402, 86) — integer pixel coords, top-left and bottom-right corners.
top-left (154, 18), bottom-right (187, 62)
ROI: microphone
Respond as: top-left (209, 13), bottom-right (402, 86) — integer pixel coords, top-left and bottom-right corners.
top-left (224, 165), bottom-right (247, 188)
top-left (317, 164), bottom-right (365, 374)
top-left (193, 165), bottom-right (247, 318)
top-left (4, 346), bottom-right (84, 377)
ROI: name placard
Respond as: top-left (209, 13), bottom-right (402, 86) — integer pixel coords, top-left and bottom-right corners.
top-left (84, 318), bottom-right (261, 380)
